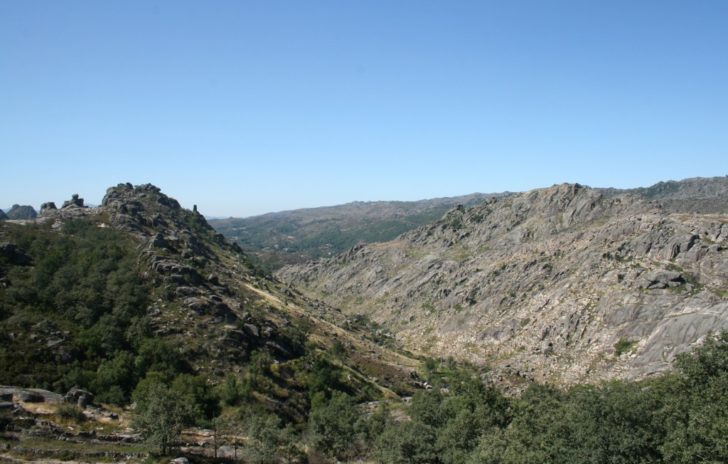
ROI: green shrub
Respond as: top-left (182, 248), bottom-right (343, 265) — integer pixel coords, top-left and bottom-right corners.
top-left (56, 403), bottom-right (86, 422)
top-left (614, 338), bottom-right (637, 356)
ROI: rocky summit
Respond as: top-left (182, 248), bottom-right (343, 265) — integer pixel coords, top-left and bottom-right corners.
top-left (4, 204), bottom-right (38, 220)
top-left (278, 179), bottom-right (728, 385)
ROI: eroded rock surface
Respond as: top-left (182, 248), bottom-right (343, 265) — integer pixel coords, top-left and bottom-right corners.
top-left (279, 182), bottom-right (728, 384)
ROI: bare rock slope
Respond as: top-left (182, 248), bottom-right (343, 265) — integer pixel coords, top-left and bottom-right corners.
top-left (278, 181), bottom-right (728, 384)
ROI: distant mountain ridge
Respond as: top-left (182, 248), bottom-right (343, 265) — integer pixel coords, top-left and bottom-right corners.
top-left (210, 192), bottom-right (510, 270)
top-left (601, 175), bottom-right (728, 213)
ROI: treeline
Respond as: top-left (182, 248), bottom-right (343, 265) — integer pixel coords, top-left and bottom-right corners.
top-left (130, 333), bottom-right (728, 463)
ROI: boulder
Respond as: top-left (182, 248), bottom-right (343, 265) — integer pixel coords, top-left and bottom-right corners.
top-left (243, 323), bottom-right (260, 337)
top-left (40, 202), bottom-right (57, 215)
top-left (62, 194), bottom-right (84, 209)
top-left (642, 270), bottom-right (686, 289)
top-left (65, 387), bottom-right (94, 408)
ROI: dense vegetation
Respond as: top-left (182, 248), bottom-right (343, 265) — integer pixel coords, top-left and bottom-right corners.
top-left (0, 220), bottom-right (178, 402)
top-left (239, 334), bottom-right (728, 463)
top-left (124, 333), bottom-right (728, 462)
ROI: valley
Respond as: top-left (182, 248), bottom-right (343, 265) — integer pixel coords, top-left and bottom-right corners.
top-left (1, 177), bottom-right (728, 463)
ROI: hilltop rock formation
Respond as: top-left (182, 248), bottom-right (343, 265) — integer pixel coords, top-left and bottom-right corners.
top-left (39, 202), bottom-right (57, 215)
top-left (62, 194), bottom-right (85, 208)
top-left (5, 204), bottom-right (37, 220)
top-left (278, 181), bottom-right (728, 385)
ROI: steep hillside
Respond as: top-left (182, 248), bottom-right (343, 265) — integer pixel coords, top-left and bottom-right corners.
top-left (1, 184), bottom-right (420, 420)
top-left (278, 182), bottom-right (728, 385)
top-left (210, 193), bottom-right (505, 271)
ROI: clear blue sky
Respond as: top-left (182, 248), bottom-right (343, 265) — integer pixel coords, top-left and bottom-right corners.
top-left (1, 1), bottom-right (727, 217)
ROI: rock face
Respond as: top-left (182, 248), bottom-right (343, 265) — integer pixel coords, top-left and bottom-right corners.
top-left (0, 210), bottom-right (6, 221)
top-left (5, 205), bottom-right (37, 220)
top-left (278, 182), bottom-right (728, 385)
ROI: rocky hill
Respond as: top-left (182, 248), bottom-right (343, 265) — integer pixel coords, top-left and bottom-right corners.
top-left (4, 204), bottom-right (37, 220)
top-left (0, 209), bottom-right (6, 220)
top-left (1, 184), bottom-right (420, 419)
top-left (278, 178), bottom-right (728, 385)
top-left (210, 193), bottom-right (506, 271)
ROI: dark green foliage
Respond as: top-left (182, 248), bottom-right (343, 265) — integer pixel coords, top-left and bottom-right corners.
top-left (306, 356), bottom-right (349, 398)
top-left (56, 403), bottom-right (86, 422)
top-left (0, 220), bottom-right (191, 404)
top-left (131, 373), bottom-right (218, 428)
top-left (369, 336), bottom-right (728, 464)
top-left (218, 374), bottom-right (251, 407)
top-left (308, 391), bottom-right (363, 460)
top-left (383, 369), bottom-right (510, 464)
top-left (661, 332), bottom-right (728, 463)
top-left (92, 351), bottom-right (136, 404)
top-left (134, 338), bottom-right (190, 380)
top-left (240, 410), bottom-right (304, 463)
top-left (169, 373), bottom-right (220, 426)
top-left (614, 338), bottom-right (637, 356)
top-left (131, 379), bottom-right (186, 455)
top-left (375, 420), bottom-right (439, 464)
top-left (0, 221), bottom-right (152, 397)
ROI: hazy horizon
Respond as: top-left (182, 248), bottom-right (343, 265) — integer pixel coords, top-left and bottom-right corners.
top-left (2, 1), bottom-right (727, 216)
top-left (4, 174), bottom-right (728, 220)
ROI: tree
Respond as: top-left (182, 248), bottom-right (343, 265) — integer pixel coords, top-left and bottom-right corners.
top-left (661, 331), bottom-right (728, 463)
top-left (375, 420), bottom-right (439, 464)
top-left (239, 410), bottom-right (304, 463)
top-left (132, 379), bottom-right (186, 455)
top-left (308, 391), bottom-right (361, 460)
